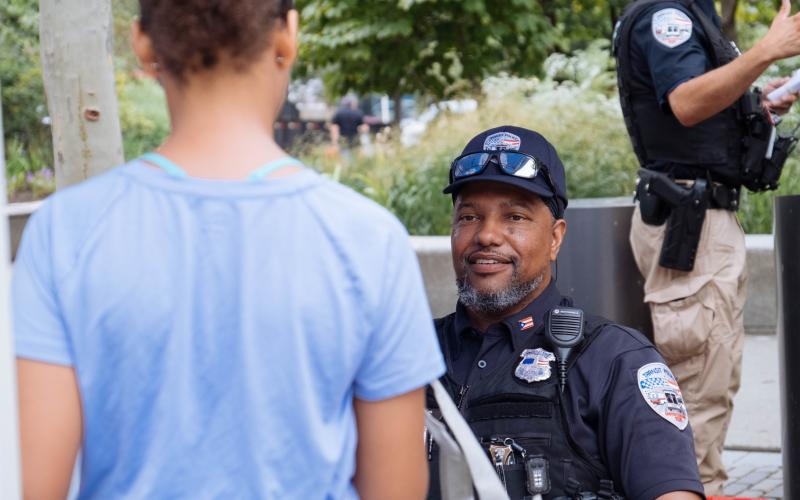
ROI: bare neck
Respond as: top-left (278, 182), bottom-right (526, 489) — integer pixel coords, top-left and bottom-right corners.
top-left (156, 67), bottom-right (288, 180)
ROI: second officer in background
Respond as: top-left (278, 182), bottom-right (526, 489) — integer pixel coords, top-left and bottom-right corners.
top-left (614, 0), bottom-right (800, 494)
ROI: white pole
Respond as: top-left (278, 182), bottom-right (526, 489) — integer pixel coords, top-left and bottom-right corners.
top-left (0, 83), bottom-right (22, 499)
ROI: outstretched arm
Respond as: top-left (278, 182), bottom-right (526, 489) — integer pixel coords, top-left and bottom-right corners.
top-left (353, 388), bottom-right (428, 500)
top-left (17, 359), bottom-right (82, 500)
top-left (669, 0), bottom-right (800, 126)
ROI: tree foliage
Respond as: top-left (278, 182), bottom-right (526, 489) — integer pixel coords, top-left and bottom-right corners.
top-left (296, 0), bottom-right (561, 100)
top-left (0, 0), bottom-right (50, 162)
top-left (296, 0), bottom-right (630, 101)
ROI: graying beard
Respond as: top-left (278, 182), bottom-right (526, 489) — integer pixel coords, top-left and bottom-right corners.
top-left (457, 272), bottom-right (544, 317)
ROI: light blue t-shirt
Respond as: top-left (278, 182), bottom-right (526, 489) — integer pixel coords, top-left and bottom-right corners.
top-left (12, 160), bottom-right (445, 499)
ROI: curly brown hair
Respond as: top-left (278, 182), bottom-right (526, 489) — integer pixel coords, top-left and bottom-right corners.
top-left (139, 0), bottom-right (294, 80)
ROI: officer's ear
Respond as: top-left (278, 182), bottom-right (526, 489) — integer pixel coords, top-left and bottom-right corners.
top-left (549, 217), bottom-right (567, 262)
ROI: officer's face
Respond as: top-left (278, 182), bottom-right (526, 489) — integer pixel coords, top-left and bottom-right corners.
top-left (451, 182), bottom-right (566, 315)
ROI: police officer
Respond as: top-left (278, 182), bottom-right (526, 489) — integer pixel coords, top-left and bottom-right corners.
top-left (614, 1), bottom-right (800, 495)
top-left (427, 125), bottom-right (704, 500)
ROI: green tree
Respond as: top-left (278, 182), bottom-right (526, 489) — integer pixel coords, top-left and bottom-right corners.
top-left (0, 0), bottom-right (51, 173)
top-left (296, 0), bottom-right (560, 111)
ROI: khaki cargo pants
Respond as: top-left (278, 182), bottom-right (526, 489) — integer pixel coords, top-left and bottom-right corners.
top-left (630, 206), bottom-right (747, 497)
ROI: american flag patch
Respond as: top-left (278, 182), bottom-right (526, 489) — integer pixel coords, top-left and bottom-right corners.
top-left (518, 316), bottom-right (534, 331)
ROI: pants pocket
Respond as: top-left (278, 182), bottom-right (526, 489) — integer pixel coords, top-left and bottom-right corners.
top-left (650, 287), bottom-right (714, 364)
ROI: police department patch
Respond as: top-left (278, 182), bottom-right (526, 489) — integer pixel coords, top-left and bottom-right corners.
top-left (483, 131), bottom-right (521, 151)
top-left (515, 348), bottom-right (555, 383)
top-left (651, 8), bottom-right (692, 48)
top-left (637, 362), bottom-right (689, 430)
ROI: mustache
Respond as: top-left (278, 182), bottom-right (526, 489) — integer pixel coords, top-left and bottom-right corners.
top-left (463, 251), bottom-right (517, 266)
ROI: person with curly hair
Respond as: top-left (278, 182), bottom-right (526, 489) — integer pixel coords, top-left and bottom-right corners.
top-left (13, 2), bottom-right (444, 498)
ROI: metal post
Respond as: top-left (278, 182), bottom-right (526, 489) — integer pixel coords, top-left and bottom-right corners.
top-left (0, 82), bottom-right (23, 500)
top-left (775, 194), bottom-right (800, 500)
top-left (558, 197), bottom-right (652, 338)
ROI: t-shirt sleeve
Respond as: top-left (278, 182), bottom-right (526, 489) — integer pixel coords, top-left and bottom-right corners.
top-left (600, 341), bottom-right (705, 498)
top-left (12, 204), bottom-right (73, 366)
top-left (633, 6), bottom-right (711, 109)
top-left (353, 227), bottom-right (445, 401)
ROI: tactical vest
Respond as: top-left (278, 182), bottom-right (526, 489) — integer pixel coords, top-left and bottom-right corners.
top-left (427, 314), bottom-right (619, 500)
top-left (614, 0), bottom-right (748, 186)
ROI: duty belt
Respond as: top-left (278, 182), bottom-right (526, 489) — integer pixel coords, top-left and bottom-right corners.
top-left (674, 179), bottom-right (740, 211)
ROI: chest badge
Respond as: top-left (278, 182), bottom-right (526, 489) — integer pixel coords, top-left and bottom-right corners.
top-left (515, 348), bottom-right (555, 383)
top-left (637, 362), bottom-right (689, 430)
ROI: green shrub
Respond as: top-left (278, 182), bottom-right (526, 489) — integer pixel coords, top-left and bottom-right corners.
top-left (117, 74), bottom-right (169, 160)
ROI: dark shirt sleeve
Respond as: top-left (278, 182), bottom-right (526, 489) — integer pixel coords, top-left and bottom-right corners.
top-left (598, 334), bottom-right (705, 498)
top-left (632, 4), bottom-right (712, 109)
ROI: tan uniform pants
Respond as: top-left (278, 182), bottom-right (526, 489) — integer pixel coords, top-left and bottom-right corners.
top-left (630, 206), bottom-right (747, 497)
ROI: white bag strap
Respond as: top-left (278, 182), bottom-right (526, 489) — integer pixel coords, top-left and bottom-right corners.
top-left (428, 380), bottom-right (510, 500)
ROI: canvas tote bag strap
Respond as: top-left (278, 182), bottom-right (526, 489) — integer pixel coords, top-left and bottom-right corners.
top-left (428, 380), bottom-right (510, 500)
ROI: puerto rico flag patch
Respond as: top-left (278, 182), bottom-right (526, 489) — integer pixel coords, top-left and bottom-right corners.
top-left (638, 362), bottom-right (689, 430)
top-left (518, 316), bottom-right (534, 331)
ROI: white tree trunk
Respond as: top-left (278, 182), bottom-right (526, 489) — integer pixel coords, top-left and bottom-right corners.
top-left (0, 83), bottom-right (22, 500)
top-left (39, 0), bottom-right (124, 189)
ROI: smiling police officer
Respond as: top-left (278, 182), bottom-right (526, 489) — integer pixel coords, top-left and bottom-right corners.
top-left (426, 126), bottom-right (704, 500)
top-left (614, 0), bottom-right (800, 495)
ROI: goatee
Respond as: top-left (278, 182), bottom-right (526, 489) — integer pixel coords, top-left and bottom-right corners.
top-left (456, 271), bottom-right (545, 317)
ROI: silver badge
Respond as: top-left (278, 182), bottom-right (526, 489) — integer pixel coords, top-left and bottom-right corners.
top-left (515, 348), bottom-right (555, 383)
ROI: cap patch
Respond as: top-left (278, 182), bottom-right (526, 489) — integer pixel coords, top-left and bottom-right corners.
top-left (483, 132), bottom-right (521, 151)
top-left (637, 362), bottom-right (689, 430)
top-left (651, 8), bottom-right (692, 48)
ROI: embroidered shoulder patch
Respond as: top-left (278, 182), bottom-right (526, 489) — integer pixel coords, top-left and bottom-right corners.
top-left (637, 362), bottom-right (689, 430)
top-left (651, 8), bottom-right (693, 48)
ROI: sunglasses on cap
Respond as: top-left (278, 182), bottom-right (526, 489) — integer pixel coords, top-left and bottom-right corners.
top-left (449, 151), bottom-right (558, 194)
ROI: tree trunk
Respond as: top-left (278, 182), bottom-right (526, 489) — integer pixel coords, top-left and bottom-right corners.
top-left (0, 81), bottom-right (22, 500)
top-left (39, 0), bottom-right (123, 189)
top-left (721, 0), bottom-right (738, 44)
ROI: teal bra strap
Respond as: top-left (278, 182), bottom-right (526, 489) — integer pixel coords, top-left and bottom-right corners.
top-left (140, 152), bottom-right (303, 181)
top-left (139, 152), bottom-right (189, 179)
top-left (248, 157), bottom-right (304, 181)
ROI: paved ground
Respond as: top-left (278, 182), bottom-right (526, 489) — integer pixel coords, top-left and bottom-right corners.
top-left (721, 334), bottom-right (784, 499)
top-left (726, 335), bottom-right (781, 451)
top-left (722, 450), bottom-right (783, 499)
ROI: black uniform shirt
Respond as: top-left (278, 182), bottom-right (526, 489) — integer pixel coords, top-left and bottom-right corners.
top-left (628, 0), bottom-right (721, 109)
top-left (437, 284), bottom-right (705, 499)
top-left (448, 282), bottom-right (562, 387)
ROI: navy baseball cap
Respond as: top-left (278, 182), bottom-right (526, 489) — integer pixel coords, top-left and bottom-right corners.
top-left (443, 125), bottom-right (569, 217)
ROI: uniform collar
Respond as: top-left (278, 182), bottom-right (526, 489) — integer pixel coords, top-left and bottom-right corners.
top-left (453, 281), bottom-right (564, 352)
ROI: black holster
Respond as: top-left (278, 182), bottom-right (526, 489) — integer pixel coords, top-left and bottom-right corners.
top-left (636, 169), bottom-right (709, 272)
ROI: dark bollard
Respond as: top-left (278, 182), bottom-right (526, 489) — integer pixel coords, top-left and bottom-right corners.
top-left (775, 194), bottom-right (800, 500)
top-left (558, 197), bottom-right (652, 339)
